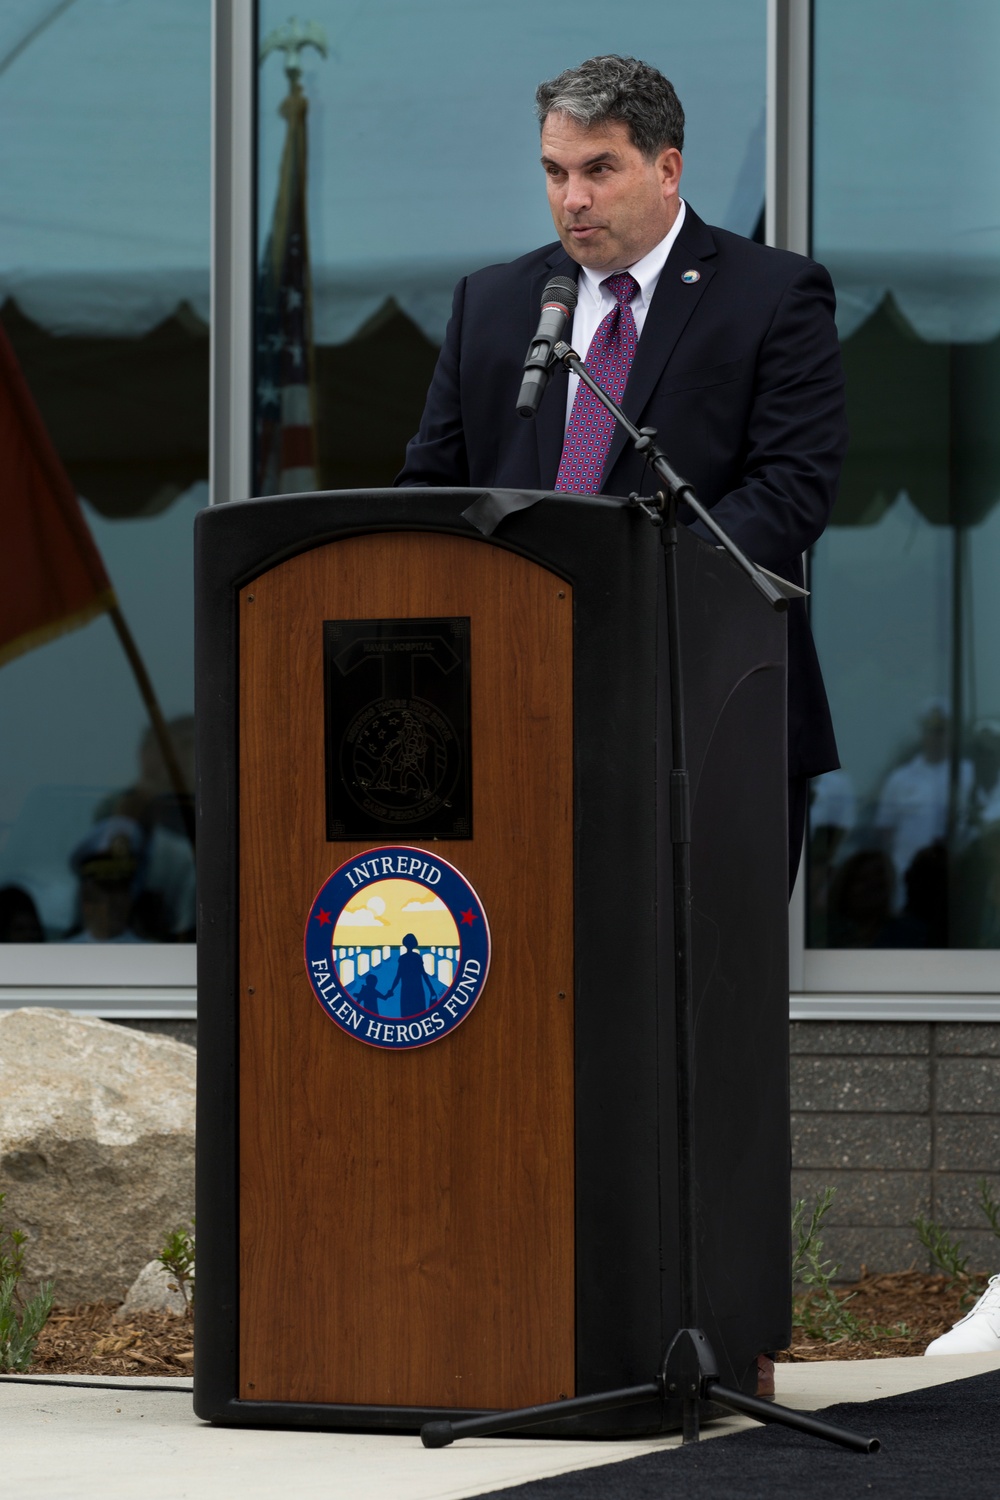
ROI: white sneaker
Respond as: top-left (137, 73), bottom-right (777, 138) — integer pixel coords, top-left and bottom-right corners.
top-left (924, 1275), bottom-right (1000, 1355)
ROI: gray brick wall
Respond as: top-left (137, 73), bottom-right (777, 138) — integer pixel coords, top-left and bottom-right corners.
top-left (790, 1021), bottom-right (1000, 1281)
top-left (106, 1018), bottom-right (1000, 1282)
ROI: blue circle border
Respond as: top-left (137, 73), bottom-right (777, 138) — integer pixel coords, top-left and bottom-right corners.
top-left (303, 846), bottom-right (491, 1049)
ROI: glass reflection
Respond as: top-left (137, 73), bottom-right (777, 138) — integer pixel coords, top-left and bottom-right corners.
top-left (0, 1), bottom-right (209, 943)
top-left (809, 0), bottom-right (1000, 948)
top-left (255, 0), bottom-right (767, 493)
top-left (0, 481), bottom-right (204, 945)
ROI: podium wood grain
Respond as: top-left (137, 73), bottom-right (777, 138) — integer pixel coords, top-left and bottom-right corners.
top-left (238, 532), bottom-right (575, 1408)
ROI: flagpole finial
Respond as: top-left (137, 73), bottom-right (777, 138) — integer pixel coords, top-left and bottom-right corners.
top-left (260, 16), bottom-right (328, 85)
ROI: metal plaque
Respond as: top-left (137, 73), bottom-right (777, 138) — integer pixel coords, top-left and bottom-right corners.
top-left (323, 617), bottom-right (472, 841)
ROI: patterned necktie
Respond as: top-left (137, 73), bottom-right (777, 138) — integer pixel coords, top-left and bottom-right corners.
top-left (555, 271), bottom-right (639, 494)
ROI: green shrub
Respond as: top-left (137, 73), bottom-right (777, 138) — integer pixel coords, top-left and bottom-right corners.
top-left (912, 1180), bottom-right (1000, 1308)
top-left (792, 1188), bottom-right (908, 1342)
top-left (157, 1220), bottom-right (195, 1313)
top-left (0, 1191), bottom-right (53, 1373)
top-left (792, 1188), bottom-right (866, 1340)
top-left (978, 1178), bottom-right (1000, 1243)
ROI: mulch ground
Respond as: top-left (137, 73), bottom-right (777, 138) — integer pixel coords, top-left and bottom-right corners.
top-left (778, 1268), bottom-right (981, 1361)
top-left (30, 1301), bottom-right (194, 1377)
top-left (19, 1269), bottom-right (984, 1376)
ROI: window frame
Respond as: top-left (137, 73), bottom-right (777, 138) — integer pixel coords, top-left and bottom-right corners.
top-left (0, 0), bottom-right (240, 1017)
top-left (772, 0), bottom-right (1000, 1019)
top-left (6, 0), bottom-right (991, 1019)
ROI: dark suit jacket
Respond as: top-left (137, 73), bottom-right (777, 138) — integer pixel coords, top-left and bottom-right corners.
top-left (396, 205), bottom-right (848, 778)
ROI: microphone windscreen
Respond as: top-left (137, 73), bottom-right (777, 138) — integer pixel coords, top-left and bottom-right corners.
top-left (541, 275), bottom-right (579, 312)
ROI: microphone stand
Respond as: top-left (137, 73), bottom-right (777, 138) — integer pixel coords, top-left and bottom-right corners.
top-left (420, 346), bottom-right (879, 1457)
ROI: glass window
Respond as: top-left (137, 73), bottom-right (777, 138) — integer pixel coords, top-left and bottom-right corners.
top-left (254, 0), bottom-right (767, 494)
top-left (809, 0), bottom-right (1000, 951)
top-left (0, 2), bottom-right (210, 951)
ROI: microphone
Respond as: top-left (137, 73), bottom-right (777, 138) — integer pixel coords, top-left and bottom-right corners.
top-left (516, 275), bottom-right (578, 418)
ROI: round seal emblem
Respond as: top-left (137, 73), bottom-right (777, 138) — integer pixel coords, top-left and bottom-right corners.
top-left (304, 846), bottom-right (491, 1049)
top-left (343, 697), bottom-right (460, 826)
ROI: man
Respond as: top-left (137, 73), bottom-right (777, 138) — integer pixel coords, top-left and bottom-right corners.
top-left (397, 54), bottom-right (847, 881)
top-left (875, 699), bottom-right (973, 910)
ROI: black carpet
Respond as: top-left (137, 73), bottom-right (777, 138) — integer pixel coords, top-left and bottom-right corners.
top-left (474, 1368), bottom-right (1000, 1500)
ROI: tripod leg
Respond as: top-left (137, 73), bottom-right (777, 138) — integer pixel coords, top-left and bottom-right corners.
top-left (682, 1397), bottom-right (700, 1444)
top-left (420, 1381), bottom-right (661, 1447)
top-left (663, 1327), bottom-right (713, 1445)
top-left (704, 1380), bottom-right (879, 1453)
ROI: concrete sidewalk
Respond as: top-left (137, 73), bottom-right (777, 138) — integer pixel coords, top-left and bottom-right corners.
top-left (4, 1355), bottom-right (999, 1500)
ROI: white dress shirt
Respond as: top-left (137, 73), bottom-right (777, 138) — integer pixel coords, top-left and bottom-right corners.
top-left (564, 199), bottom-right (687, 428)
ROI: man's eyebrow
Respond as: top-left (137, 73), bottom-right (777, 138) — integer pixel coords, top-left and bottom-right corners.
top-left (540, 150), bottom-right (619, 168)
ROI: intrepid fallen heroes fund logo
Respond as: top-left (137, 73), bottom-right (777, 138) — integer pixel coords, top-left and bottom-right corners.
top-left (304, 846), bottom-right (491, 1049)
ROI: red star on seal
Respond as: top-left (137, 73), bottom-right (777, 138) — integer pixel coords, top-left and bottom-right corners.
top-left (315, 909), bottom-right (332, 926)
top-left (460, 908), bottom-right (478, 926)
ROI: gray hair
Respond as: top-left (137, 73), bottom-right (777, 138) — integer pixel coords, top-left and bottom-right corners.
top-left (535, 55), bottom-right (684, 157)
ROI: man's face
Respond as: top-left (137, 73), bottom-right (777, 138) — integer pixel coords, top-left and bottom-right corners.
top-left (540, 114), bottom-right (682, 272)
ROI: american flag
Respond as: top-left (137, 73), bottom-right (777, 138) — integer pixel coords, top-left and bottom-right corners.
top-left (255, 80), bottom-right (319, 496)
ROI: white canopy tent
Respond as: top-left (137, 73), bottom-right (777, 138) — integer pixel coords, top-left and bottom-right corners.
top-left (1, 0), bottom-right (768, 347)
top-left (2, 1), bottom-right (998, 349)
top-left (0, 0), bottom-right (211, 336)
top-left (813, 0), bottom-right (1000, 341)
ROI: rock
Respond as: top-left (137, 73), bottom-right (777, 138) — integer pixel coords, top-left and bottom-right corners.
top-left (0, 1009), bottom-right (195, 1304)
top-left (115, 1257), bottom-right (189, 1319)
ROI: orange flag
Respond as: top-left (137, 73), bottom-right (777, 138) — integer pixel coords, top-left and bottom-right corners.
top-left (0, 322), bottom-right (116, 667)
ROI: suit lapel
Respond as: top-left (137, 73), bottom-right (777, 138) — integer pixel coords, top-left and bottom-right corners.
top-left (600, 208), bottom-right (718, 488)
top-left (533, 249), bottom-right (580, 489)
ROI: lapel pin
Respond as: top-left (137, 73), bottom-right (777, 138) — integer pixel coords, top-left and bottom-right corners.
top-left (681, 269), bottom-right (701, 284)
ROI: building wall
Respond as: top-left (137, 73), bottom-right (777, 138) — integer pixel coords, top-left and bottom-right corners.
top-left (791, 1020), bottom-right (1000, 1280)
top-left (135, 1016), bottom-right (1000, 1284)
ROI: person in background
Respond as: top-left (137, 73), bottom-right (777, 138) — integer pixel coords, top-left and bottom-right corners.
top-left (826, 849), bottom-right (894, 948)
top-left (951, 722), bottom-right (1000, 946)
top-left (98, 715), bottom-right (196, 942)
top-left (0, 885), bottom-right (44, 942)
top-left (969, 720), bottom-right (1000, 828)
top-left (875, 699), bottom-right (973, 914)
top-left (68, 816), bottom-right (147, 944)
top-left (807, 769), bottom-right (857, 944)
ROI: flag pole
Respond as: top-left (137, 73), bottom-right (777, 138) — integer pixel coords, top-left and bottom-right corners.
top-left (256, 17), bottom-right (327, 495)
top-left (107, 600), bottom-right (195, 846)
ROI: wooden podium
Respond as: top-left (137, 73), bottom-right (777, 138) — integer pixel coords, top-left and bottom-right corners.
top-left (194, 487), bottom-right (791, 1437)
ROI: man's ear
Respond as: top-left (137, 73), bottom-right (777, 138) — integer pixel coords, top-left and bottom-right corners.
top-left (658, 146), bottom-right (683, 199)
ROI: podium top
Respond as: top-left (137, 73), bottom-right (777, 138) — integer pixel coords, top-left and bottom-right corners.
top-left (195, 485), bottom-right (782, 618)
